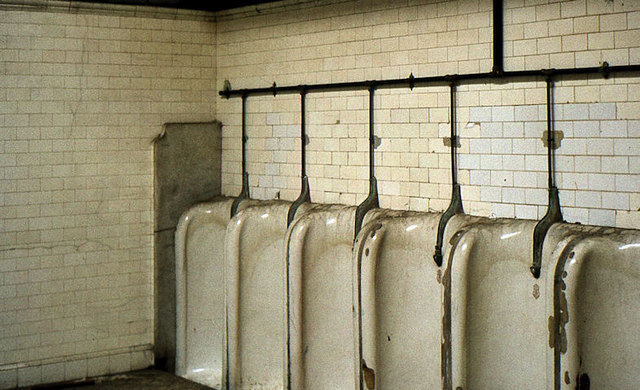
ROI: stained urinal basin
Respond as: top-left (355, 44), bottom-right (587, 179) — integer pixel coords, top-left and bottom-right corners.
top-left (225, 200), bottom-right (313, 390)
top-left (548, 225), bottom-right (640, 389)
top-left (353, 209), bottom-right (443, 390)
top-left (287, 204), bottom-right (363, 390)
top-left (175, 197), bottom-right (238, 388)
top-left (442, 215), bottom-right (550, 390)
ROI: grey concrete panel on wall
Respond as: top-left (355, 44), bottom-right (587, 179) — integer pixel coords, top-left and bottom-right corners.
top-left (154, 121), bottom-right (222, 372)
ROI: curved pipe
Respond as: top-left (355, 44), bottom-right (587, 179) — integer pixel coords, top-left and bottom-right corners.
top-left (287, 90), bottom-right (311, 226)
top-left (531, 78), bottom-right (563, 278)
top-left (230, 94), bottom-right (250, 218)
top-left (433, 83), bottom-right (464, 266)
top-left (354, 85), bottom-right (380, 239)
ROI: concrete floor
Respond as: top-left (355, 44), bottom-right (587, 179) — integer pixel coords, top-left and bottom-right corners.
top-left (20, 370), bottom-right (213, 390)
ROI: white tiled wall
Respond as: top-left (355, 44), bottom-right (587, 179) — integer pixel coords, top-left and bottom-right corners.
top-left (0, 2), bottom-right (216, 388)
top-left (216, 0), bottom-right (640, 229)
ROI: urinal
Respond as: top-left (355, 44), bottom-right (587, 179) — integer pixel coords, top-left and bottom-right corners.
top-left (353, 209), bottom-right (444, 390)
top-left (225, 200), bottom-right (311, 390)
top-left (547, 225), bottom-right (640, 389)
top-left (286, 204), bottom-right (361, 390)
top-left (442, 215), bottom-right (552, 390)
top-left (175, 197), bottom-right (238, 388)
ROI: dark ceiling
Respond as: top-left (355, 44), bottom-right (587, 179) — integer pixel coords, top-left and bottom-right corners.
top-left (69, 0), bottom-right (283, 12)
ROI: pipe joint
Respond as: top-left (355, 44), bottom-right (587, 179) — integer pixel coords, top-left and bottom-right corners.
top-left (541, 68), bottom-right (556, 78)
top-left (445, 74), bottom-right (457, 85)
top-left (600, 61), bottom-right (610, 79)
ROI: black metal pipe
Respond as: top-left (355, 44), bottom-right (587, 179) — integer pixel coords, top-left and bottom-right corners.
top-left (450, 83), bottom-right (458, 185)
top-left (547, 79), bottom-right (554, 188)
top-left (301, 90), bottom-right (306, 178)
top-left (230, 94), bottom-right (250, 218)
top-left (531, 78), bottom-right (563, 278)
top-left (368, 85), bottom-right (375, 181)
top-left (219, 63), bottom-right (640, 98)
top-left (241, 94), bottom-right (247, 176)
top-left (493, 0), bottom-right (504, 75)
top-left (287, 90), bottom-right (311, 226)
top-left (354, 85), bottom-right (379, 239)
top-left (433, 83), bottom-right (464, 266)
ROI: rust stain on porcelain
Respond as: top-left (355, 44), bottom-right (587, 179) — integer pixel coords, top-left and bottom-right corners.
top-left (558, 292), bottom-right (569, 354)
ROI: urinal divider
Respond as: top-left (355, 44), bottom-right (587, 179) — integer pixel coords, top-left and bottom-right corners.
top-left (287, 89), bottom-right (311, 226)
top-left (531, 77), bottom-right (563, 278)
top-left (230, 93), bottom-right (250, 218)
top-left (433, 81), bottom-right (464, 267)
top-left (354, 83), bottom-right (380, 239)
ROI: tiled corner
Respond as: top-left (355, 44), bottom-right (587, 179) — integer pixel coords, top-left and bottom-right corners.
top-left (130, 350), bottom-right (154, 371)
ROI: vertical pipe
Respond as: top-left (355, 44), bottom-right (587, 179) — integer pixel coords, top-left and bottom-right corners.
top-left (546, 78), bottom-right (555, 188)
top-left (493, 0), bottom-right (504, 75)
top-left (301, 90), bottom-right (306, 179)
top-left (287, 90), bottom-right (311, 226)
top-left (369, 85), bottom-right (375, 181)
top-left (531, 78), bottom-right (563, 278)
top-left (242, 94), bottom-right (247, 176)
top-left (433, 83), bottom-right (464, 266)
top-left (354, 85), bottom-right (379, 239)
top-left (230, 94), bottom-right (250, 218)
top-left (450, 83), bottom-right (458, 185)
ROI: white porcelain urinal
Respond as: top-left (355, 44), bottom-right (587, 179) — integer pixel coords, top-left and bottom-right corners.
top-left (353, 209), bottom-right (444, 390)
top-left (442, 215), bottom-right (551, 390)
top-left (544, 224), bottom-right (640, 389)
top-left (224, 200), bottom-right (304, 390)
top-left (175, 197), bottom-right (237, 388)
top-left (286, 204), bottom-right (361, 390)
